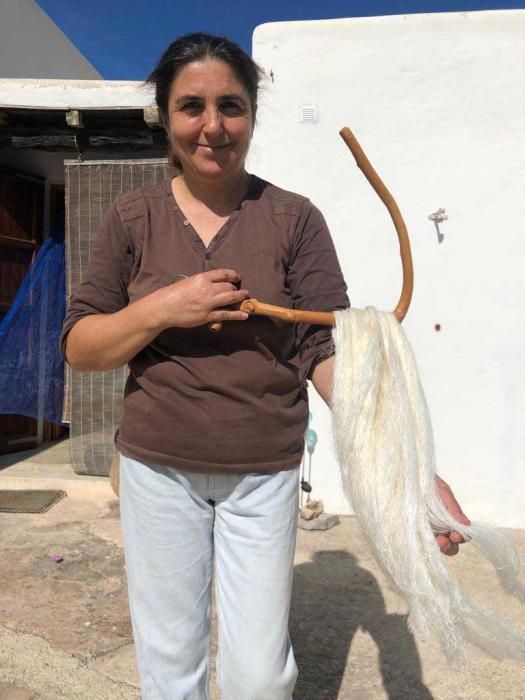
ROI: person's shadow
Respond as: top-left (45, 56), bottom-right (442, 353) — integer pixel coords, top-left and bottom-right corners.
top-left (290, 550), bottom-right (434, 699)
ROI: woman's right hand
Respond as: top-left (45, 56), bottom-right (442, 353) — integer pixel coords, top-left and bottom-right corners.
top-left (65, 269), bottom-right (250, 372)
top-left (150, 269), bottom-right (250, 331)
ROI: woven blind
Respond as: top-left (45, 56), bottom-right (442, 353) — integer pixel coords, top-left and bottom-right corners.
top-left (64, 159), bottom-right (171, 475)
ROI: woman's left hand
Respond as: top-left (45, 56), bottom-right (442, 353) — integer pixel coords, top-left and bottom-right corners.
top-left (434, 475), bottom-right (471, 556)
top-left (311, 359), bottom-right (471, 557)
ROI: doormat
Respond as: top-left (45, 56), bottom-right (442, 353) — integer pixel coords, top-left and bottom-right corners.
top-left (0, 490), bottom-right (67, 514)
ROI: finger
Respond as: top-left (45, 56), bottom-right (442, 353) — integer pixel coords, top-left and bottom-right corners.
top-left (449, 530), bottom-right (468, 544)
top-left (208, 309), bottom-right (249, 322)
top-left (211, 282), bottom-right (241, 295)
top-left (435, 534), bottom-right (459, 556)
top-left (212, 282), bottom-right (250, 301)
top-left (446, 542), bottom-right (459, 556)
top-left (448, 498), bottom-right (471, 526)
top-left (436, 477), bottom-right (471, 526)
top-left (207, 268), bottom-right (241, 284)
top-left (211, 290), bottom-right (250, 308)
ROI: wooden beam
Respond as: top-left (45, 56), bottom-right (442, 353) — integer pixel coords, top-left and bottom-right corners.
top-left (144, 106), bottom-right (162, 129)
top-left (66, 110), bottom-right (83, 128)
top-left (89, 135), bottom-right (153, 147)
top-left (4, 124), bottom-right (162, 138)
top-left (12, 135), bottom-right (76, 149)
top-left (10, 133), bottom-right (165, 154)
top-left (13, 134), bottom-right (155, 148)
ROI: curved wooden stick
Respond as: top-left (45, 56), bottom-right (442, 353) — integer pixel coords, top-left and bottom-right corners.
top-left (339, 127), bottom-right (413, 322)
top-left (239, 299), bottom-right (334, 325)
top-left (213, 127), bottom-right (414, 330)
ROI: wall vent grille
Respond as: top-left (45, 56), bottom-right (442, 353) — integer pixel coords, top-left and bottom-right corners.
top-left (299, 105), bottom-right (319, 123)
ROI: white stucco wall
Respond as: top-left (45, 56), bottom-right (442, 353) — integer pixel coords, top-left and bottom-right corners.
top-left (250, 10), bottom-right (525, 527)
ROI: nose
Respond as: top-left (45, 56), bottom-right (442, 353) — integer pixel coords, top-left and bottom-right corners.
top-left (202, 106), bottom-right (224, 137)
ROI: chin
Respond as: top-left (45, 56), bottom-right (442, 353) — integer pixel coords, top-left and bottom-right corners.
top-left (195, 160), bottom-right (241, 180)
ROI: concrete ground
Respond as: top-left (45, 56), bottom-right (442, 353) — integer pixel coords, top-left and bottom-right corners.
top-left (0, 440), bottom-right (524, 700)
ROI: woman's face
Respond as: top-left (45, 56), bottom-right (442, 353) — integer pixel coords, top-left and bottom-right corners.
top-left (166, 59), bottom-right (254, 182)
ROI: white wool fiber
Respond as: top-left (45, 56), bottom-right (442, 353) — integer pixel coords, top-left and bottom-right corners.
top-left (331, 307), bottom-right (525, 663)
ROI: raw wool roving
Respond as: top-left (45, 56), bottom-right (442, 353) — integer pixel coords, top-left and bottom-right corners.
top-left (331, 307), bottom-right (525, 663)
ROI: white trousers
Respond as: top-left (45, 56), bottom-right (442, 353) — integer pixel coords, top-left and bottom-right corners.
top-left (119, 454), bottom-right (300, 700)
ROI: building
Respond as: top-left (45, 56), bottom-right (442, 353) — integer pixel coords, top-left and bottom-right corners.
top-left (0, 0), bottom-right (102, 79)
top-left (1, 4), bottom-right (523, 527)
top-left (249, 9), bottom-right (525, 527)
top-left (0, 1), bottom-right (168, 458)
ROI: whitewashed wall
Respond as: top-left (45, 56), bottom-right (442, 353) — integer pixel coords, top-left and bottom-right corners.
top-left (249, 10), bottom-right (525, 527)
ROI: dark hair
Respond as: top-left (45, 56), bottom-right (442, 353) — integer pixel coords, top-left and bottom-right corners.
top-left (146, 33), bottom-right (264, 168)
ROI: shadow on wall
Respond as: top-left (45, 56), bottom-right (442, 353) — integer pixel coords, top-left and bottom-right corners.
top-left (290, 550), bottom-right (434, 700)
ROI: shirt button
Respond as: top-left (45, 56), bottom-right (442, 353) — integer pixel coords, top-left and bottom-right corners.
top-left (183, 219), bottom-right (190, 226)
top-left (204, 252), bottom-right (211, 260)
top-left (172, 206), bottom-right (179, 212)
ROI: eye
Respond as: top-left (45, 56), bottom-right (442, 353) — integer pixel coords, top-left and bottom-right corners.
top-left (220, 100), bottom-right (246, 116)
top-left (180, 101), bottom-right (202, 113)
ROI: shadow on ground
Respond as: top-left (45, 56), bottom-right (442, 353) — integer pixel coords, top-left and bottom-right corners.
top-left (0, 438), bottom-right (70, 471)
top-left (290, 550), bottom-right (434, 700)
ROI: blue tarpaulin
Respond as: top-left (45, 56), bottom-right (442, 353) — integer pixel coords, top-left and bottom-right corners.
top-left (0, 219), bottom-right (66, 424)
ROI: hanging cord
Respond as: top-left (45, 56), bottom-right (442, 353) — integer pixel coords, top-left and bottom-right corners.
top-left (306, 448), bottom-right (313, 504)
top-left (300, 450), bottom-right (307, 508)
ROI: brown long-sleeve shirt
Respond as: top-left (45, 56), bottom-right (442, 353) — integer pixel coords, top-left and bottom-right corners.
top-left (60, 175), bottom-right (349, 473)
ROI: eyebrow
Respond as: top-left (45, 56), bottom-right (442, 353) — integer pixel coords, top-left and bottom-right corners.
top-left (174, 93), bottom-right (247, 105)
top-left (219, 94), bottom-right (247, 102)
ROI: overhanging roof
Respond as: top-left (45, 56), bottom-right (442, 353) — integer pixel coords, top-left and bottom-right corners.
top-left (0, 80), bottom-right (166, 156)
top-left (0, 79), bottom-right (155, 110)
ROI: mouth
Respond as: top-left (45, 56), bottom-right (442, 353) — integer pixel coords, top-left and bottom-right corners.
top-left (196, 143), bottom-right (232, 151)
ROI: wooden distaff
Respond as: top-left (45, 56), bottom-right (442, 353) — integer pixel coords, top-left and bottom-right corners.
top-left (212, 127), bottom-right (414, 331)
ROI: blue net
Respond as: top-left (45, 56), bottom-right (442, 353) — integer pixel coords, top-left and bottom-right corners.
top-left (0, 219), bottom-right (66, 424)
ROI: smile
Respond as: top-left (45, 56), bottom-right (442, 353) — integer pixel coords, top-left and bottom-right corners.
top-left (196, 143), bottom-right (232, 150)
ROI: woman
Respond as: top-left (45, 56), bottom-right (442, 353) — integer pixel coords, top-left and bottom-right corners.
top-left (61, 33), bottom-right (468, 700)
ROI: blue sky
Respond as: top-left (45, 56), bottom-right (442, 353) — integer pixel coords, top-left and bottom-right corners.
top-left (38, 0), bottom-right (523, 80)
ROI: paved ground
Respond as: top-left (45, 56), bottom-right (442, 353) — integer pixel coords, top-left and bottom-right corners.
top-left (0, 440), bottom-right (524, 699)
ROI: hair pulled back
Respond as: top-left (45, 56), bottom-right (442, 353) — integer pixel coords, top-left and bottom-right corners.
top-left (146, 32), bottom-right (264, 134)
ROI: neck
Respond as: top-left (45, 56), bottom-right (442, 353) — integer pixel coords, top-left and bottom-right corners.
top-left (176, 169), bottom-right (250, 214)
